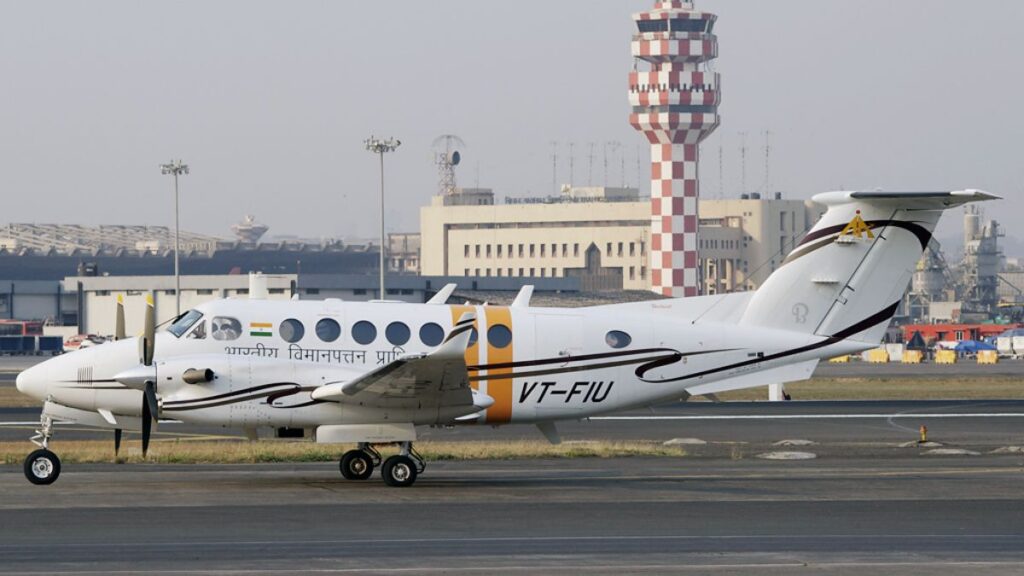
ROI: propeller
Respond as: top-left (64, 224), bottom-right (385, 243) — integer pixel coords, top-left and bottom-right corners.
top-left (111, 294), bottom-right (161, 457)
top-left (114, 294), bottom-right (126, 341)
top-left (139, 294), bottom-right (157, 457)
top-left (114, 295), bottom-right (127, 457)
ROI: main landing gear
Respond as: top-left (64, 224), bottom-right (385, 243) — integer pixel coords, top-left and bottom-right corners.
top-left (24, 413), bottom-right (61, 485)
top-left (338, 441), bottom-right (425, 487)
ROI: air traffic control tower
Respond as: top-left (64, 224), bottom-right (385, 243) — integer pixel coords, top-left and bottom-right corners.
top-left (629, 0), bottom-right (720, 297)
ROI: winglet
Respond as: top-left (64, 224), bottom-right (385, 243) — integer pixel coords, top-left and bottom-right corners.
top-left (434, 311), bottom-right (477, 360)
top-left (427, 283), bottom-right (457, 305)
top-left (511, 285), bottom-right (534, 308)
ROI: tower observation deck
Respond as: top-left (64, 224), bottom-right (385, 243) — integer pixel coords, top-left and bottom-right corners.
top-left (629, 0), bottom-right (720, 297)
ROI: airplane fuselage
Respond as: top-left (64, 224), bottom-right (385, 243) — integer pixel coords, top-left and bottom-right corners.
top-left (18, 297), bottom-right (866, 430)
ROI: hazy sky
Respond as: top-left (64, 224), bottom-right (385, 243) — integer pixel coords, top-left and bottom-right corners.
top-left (2, 1), bottom-right (1022, 248)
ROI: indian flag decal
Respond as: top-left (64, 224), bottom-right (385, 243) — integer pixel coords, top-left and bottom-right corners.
top-left (250, 322), bottom-right (273, 337)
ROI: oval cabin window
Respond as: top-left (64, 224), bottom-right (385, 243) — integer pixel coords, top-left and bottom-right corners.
top-left (605, 330), bottom-right (632, 349)
top-left (351, 321), bottom-right (377, 345)
top-left (315, 318), bottom-right (341, 342)
top-left (279, 319), bottom-right (305, 343)
top-left (385, 322), bottom-right (411, 346)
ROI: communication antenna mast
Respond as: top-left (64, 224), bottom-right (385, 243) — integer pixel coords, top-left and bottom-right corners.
top-left (568, 142), bottom-right (576, 189)
top-left (587, 142), bottom-right (595, 186)
top-left (432, 134), bottom-right (465, 196)
top-left (763, 129), bottom-right (772, 194)
top-left (717, 134), bottom-right (724, 199)
top-left (550, 141), bottom-right (559, 194)
top-left (741, 130), bottom-right (749, 194)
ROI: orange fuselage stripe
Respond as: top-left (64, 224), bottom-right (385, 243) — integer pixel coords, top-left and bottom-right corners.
top-left (484, 307), bottom-right (513, 423)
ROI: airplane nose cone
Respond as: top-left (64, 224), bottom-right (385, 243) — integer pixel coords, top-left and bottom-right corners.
top-left (15, 363), bottom-right (48, 401)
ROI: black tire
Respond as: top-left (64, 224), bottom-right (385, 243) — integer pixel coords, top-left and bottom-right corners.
top-left (381, 455), bottom-right (417, 487)
top-left (339, 450), bottom-right (374, 480)
top-left (24, 449), bottom-right (61, 485)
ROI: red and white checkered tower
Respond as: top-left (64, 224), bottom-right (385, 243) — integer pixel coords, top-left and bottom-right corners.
top-left (629, 0), bottom-right (720, 297)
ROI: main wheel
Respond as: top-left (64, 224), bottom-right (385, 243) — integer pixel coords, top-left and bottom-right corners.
top-left (381, 455), bottom-right (417, 487)
top-left (24, 449), bottom-right (61, 485)
top-left (339, 450), bottom-right (374, 480)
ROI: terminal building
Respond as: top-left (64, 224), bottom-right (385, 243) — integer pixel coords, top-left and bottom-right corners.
top-left (420, 186), bottom-right (820, 294)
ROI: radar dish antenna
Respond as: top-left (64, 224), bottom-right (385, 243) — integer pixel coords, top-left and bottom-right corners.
top-left (432, 134), bottom-right (466, 196)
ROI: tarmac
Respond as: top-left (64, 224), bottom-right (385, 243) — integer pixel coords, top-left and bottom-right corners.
top-left (1, 457), bottom-right (1023, 574)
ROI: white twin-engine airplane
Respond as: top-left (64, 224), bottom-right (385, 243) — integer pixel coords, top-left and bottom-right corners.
top-left (16, 190), bottom-right (996, 486)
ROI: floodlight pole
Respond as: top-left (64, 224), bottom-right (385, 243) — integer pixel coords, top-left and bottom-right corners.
top-left (160, 160), bottom-right (189, 317)
top-left (364, 136), bottom-right (401, 299)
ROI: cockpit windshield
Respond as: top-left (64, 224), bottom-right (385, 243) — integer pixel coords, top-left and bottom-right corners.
top-left (168, 310), bottom-right (204, 338)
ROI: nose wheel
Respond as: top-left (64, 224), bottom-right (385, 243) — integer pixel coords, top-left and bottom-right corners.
top-left (24, 449), bottom-right (61, 485)
top-left (25, 412), bottom-right (60, 485)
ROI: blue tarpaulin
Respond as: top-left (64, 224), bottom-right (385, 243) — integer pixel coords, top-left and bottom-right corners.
top-left (954, 340), bottom-right (997, 353)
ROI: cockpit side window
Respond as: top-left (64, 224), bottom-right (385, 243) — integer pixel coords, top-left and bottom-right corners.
top-left (187, 320), bottom-right (207, 340)
top-left (168, 310), bottom-right (203, 338)
top-left (211, 317), bottom-right (242, 341)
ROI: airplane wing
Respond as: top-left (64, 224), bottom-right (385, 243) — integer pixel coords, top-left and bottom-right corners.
top-left (310, 312), bottom-right (492, 416)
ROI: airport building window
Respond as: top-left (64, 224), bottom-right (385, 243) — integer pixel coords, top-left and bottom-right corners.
top-left (419, 322), bottom-right (444, 347)
top-left (211, 317), bottom-right (241, 341)
top-left (507, 268), bottom-right (513, 276)
top-left (540, 244), bottom-right (546, 257)
top-left (640, 266), bottom-right (647, 279)
top-left (606, 243), bottom-right (612, 256)
top-left (508, 244), bottom-right (513, 257)
top-left (519, 268), bottom-right (525, 276)
top-left (315, 318), bottom-right (341, 342)
top-left (574, 243), bottom-right (580, 257)
top-left (518, 244), bottom-right (524, 258)
top-left (605, 330), bottom-right (632, 349)
top-left (486, 245), bottom-right (492, 258)
top-left (630, 242), bottom-right (636, 256)
top-left (497, 244), bottom-right (502, 257)
top-left (550, 243), bottom-right (556, 257)
top-left (475, 268), bottom-right (480, 276)
top-left (530, 245), bottom-right (535, 257)
top-left (352, 321), bottom-right (377, 345)
top-left (279, 318), bottom-right (305, 343)
top-left (630, 266), bottom-right (636, 280)
top-left (353, 289), bottom-right (367, 296)
top-left (475, 245), bottom-right (481, 257)
top-left (488, 324), bottom-right (512, 349)
top-left (464, 245), bottom-right (470, 257)
top-left (618, 242), bottom-right (624, 256)
top-left (562, 243), bottom-right (568, 257)
top-left (464, 269), bottom-right (470, 276)
top-left (197, 289), bottom-right (214, 295)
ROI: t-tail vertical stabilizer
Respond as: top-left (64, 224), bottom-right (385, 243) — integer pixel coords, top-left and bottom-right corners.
top-left (740, 190), bottom-right (998, 347)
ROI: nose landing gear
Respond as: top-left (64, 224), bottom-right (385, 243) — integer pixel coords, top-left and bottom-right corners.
top-left (24, 413), bottom-right (61, 485)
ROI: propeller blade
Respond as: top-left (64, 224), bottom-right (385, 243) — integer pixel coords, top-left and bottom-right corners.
top-left (142, 381), bottom-right (159, 458)
top-left (141, 294), bottom-right (155, 366)
top-left (141, 401), bottom-right (151, 457)
top-left (114, 428), bottom-right (122, 457)
top-left (115, 295), bottom-right (126, 341)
